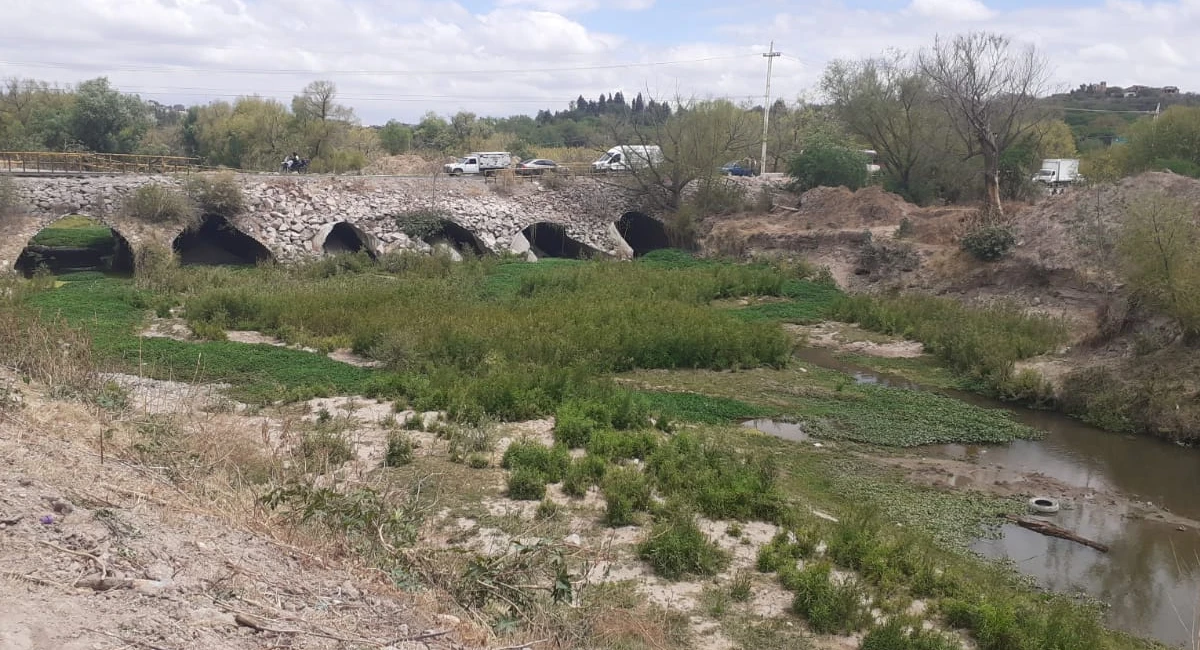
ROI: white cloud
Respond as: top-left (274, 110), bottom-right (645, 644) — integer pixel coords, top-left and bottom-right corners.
top-left (907, 0), bottom-right (995, 21)
top-left (0, 0), bottom-right (1197, 124)
top-left (494, 0), bottom-right (654, 12)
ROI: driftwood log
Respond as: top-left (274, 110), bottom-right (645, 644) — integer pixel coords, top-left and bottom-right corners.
top-left (1001, 514), bottom-right (1109, 553)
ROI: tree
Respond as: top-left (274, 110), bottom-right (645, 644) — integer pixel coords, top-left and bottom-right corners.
top-left (291, 80), bottom-right (356, 159)
top-left (787, 138), bottom-right (869, 192)
top-left (823, 54), bottom-right (940, 201)
top-left (918, 32), bottom-right (1050, 214)
top-left (1125, 106), bottom-right (1200, 175)
top-left (379, 120), bottom-right (413, 155)
top-left (71, 77), bottom-right (151, 153)
top-left (611, 98), bottom-right (759, 212)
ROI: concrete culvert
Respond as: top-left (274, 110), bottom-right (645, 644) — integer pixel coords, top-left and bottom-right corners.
top-left (322, 222), bottom-right (376, 259)
top-left (616, 211), bottom-right (670, 257)
top-left (522, 222), bottom-right (601, 260)
top-left (422, 219), bottom-right (487, 257)
top-left (173, 214), bottom-right (273, 267)
top-left (15, 216), bottom-right (134, 277)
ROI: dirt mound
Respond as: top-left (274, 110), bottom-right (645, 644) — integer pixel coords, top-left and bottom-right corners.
top-left (363, 154), bottom-right (443, 176)
top-left (791, 185), bottom-right (915, 229)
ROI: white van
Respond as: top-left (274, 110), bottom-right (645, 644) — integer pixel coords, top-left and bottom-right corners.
top-left (591, 145), bottom-right (663, 173)
top-left (443, 151), bottom-right (512, 176)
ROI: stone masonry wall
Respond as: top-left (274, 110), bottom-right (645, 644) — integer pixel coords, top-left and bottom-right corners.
top-left (1, 173), bottom-right (650, 271)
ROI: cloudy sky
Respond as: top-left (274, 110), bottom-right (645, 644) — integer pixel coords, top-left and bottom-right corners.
top-left (0, 0), bottom-right (1195, 124)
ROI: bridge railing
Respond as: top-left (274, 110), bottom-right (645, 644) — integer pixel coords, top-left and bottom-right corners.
top-left (0, 151), bottom-right (205, 175)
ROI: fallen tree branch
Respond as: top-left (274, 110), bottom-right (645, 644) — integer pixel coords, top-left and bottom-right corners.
top-left (38, 540), bottom-right (108, 577)
top-left (1002, 514), bottom-right (1109, 553)
top-left (225, 607), bottom-right (386, 646)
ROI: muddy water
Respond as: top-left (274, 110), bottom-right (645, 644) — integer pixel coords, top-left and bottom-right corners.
top-left (791, 347), bottom-right (1200, 647)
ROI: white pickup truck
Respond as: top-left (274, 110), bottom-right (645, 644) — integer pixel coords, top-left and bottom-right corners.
top-left (443, 151), bottom-right (512, 176)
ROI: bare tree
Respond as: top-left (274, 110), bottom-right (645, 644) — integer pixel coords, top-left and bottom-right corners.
top-left (918, 32), bottom-right (1049, 214)
top-left (292, 80), bottom-right (356, 159)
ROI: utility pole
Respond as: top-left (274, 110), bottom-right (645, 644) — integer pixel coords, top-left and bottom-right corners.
top-left (760, 41), bottom-right (781, 175)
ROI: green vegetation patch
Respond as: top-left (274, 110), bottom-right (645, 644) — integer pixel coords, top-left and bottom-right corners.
top-left (29, 216), bottom-right (116, 249)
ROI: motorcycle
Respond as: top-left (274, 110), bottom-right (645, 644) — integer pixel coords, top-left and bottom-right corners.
top-left (280, 158), bottom-right (310, 174)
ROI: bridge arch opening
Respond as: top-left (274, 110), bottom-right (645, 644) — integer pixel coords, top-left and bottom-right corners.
top-left (616, 211), bottom-right (670, 257)
top-left (521, 222), bottom-right (601, 260)
top-left (14, 215), bottom-right (134, 278)
top-left (422, 219), bottom-right (487, 257)
top-left (322, 222), bottom-right (376, 259)
top-left (173, 214), bottom-right (273, 267)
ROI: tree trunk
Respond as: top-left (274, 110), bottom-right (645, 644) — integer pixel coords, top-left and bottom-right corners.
top-left (981, 137), bottom-right (1003, 215)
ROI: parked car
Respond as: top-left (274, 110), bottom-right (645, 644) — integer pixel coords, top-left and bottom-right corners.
top-left (516, 159), bottom-right (559, 175)
top-left (721, 160), bottom-right (755, 177)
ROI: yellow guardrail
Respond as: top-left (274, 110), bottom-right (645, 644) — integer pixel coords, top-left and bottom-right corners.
top-left (0, 151), bottom-right (205, 174)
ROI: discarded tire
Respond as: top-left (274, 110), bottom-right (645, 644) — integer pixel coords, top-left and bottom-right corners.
top-left (1028, 496), bottom-right (1061, 514)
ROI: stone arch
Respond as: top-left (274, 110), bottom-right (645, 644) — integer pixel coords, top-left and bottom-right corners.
top-left (422, 219), bottom-right (488, 257)
top-left (173, 214), bottom-right (274, 266)
top-left (521, 222), bottom-right (602, 260)
top-left (14, 214), bottom-right (135, 277)
top-left (319, 222), bottom-right (377, 259)
top-left (615, 211), bottom-right (670, 257)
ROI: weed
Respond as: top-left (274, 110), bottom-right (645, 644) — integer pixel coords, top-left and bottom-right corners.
top-left (602, 466), bottom-right (652, 527)
top-left (562, 455), bottom-right (608, 497)
top-left (788, 561), bottom-right (869, 635)
top-left (299, 428), bottom-right (353, 468)
top-left (384, 431), bottom-right (414, 467)
top-left (646, 433), bottom-right (784, 521)
top-left (586, 429), bottom-right (660, 461)
top-left (861, 618), bottom-right (961, 650)
top-left (262, 479), bottom-right (423, 555)
top-left (637, 505), bottom-right (729, 580)
top-left (507, 467), bottom-right (548, 500)
top-left (501, 441), bottom-right (570, 482)
top-left (756, 527), bottom-right (819, 573)
top-left (729, 569), bottom-right (753, 602)
top-left (725, 522), bottom-right (743, 538)
top-left (185, 172), bottom-right (244, 217)
top-left (466, 453), bottom-right (490, 469)
top-left (123, 183), bottom-right (197, 225)
top-left (535, 498), bottom-right (562, 521)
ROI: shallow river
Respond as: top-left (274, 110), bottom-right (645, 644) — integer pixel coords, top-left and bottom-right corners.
top-left (751, 348), bottom-right (1200, 647)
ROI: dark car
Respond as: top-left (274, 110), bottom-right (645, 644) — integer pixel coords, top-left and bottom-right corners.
top-left (721, 161), bottom-right (755, 177)
top-left (516, 159), bottom-right (560, 175)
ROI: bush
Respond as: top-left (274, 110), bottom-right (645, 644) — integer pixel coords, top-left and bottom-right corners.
top-left (646, 433), bottom-right (785, 522)
top-left (501, 441), bottom-right (570, 482)
top-left (787, 141), bottom-right (869, 193)
top-left (384, 432), bottom-right (414, 467)
top-left (586, 429), bottom-right (660, 461)
top-left (299, 429), bottom-right (353, 467)
top-left (861, 619), bottom-right (962, 650)
top-left (562, 454), bottom-right (608, 497)
top-left (961, 225), bottom-right (1016, 262)
top-left (466, 453), bottom-right (490, 469)
top-left (507, 467), bottom-right (547, 500)
top-left (553, 400), bottom-right (601, 448)
top-left (535, 497), bottom-right (561, 520)
top-left (788, 561), bottom-right (868, 635)
top-left (602, 466), bottom-right (652, 526)
top-left (637, 507), bottom-right (729, 579)
top-left (756, 527), bottom-right (819, 573)
top-left (185, 172), bottom-right (244, 217)
top-left (124, 183), bottom-right (197, 225)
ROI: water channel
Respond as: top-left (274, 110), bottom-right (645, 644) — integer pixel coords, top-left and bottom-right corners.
top-left (746, 347), bottom-right (1200, 647)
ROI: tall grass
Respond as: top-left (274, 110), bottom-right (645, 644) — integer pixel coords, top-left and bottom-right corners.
top-left (830, 293), bottom-right (1069, 396)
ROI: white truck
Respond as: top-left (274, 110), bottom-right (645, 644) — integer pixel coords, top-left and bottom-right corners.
top-left (591, 145), bottom-right (663, 173)
top-left (1032, 158), bottom-right (1082, 188)
top-left (443, 151), bottom-right (512, 176)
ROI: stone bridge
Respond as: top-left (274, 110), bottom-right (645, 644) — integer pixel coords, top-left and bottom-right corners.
top-left (2, 173), bottom-right (677, 272)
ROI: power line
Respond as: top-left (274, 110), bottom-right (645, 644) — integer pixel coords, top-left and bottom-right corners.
top-left (1057, 106), bottom-right (1159, 114)
top-left (0, 54), bottom-right (754, 77)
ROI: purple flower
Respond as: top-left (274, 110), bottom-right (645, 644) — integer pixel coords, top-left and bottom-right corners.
top-left (39, 515), bottom-right (54, 525)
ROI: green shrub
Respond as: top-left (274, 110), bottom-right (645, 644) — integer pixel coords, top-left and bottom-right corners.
top-left (501, 441), bottom-right (570, 482)
top-left (553, 400), bottom-right (600, 448)
top-left (961, 225), bottom-right (1016, 262)
top-left (185, 172), bottom-right (244, 217)
top-left (861, 619), bottom-right (962, 650)
top-left (124, 183), bottom-right (197, 225)
top-left (384, 431), bottom-right (414, 467)
top-left (646, 433), bottom-right (784, 521)
top-left (586, 429), bottom-right (660, 461)
top-left (602, 466), bottom-right (652, 526)
top-left (637, 507), bottom-right (729, 579)
top-left (729, 570), bottom-right (753, 602)
top-left (466, 453), bottom-right (490, 469)
top-left (299, 429), bottom-right (353, 467)
top-left (787, 140), bottom-right (869, 193)
top-left (507, 467), bottom-right (547, 500)
top-left (562, 454), bottom-right (608, 497)
top-left (756, 527), bottom-right (820, 573)
top-left (535, 497), bottom-right (562, 520)
top-left (789, 561), bottom-right (868, 635)
top-left (942, 595), bottom-right (1107, 650)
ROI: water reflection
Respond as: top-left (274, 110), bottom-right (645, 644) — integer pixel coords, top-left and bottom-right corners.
top-left (742, 418), bottom-right (809, 442)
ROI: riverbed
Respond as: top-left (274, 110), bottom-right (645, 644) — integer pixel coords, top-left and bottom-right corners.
top-left (751, 347), bottom-right (1200, 647)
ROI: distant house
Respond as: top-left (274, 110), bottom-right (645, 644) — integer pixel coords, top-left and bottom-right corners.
top-left (1163, 86), bottom-right (1180, 94)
